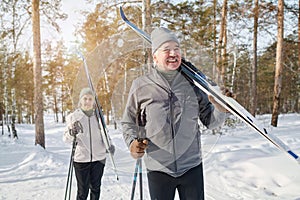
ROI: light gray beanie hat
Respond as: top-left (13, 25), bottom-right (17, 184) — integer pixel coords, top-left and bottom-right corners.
top-left (79, 87), bottom-right (93, 99)
top-left (151, 27), bottom-right (179, 55)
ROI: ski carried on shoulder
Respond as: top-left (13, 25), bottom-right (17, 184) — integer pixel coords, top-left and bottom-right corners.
top-left (119, 6), bottom-right (300, 164)
top-left (78, 52), bottom-right (119, 180)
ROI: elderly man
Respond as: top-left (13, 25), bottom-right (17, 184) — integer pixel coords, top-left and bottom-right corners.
top-left (122, 27), bottom-right (228, 200)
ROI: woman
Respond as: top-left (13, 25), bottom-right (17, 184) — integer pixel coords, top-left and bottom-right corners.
top-left (64, 87), bottom-right (114, 200)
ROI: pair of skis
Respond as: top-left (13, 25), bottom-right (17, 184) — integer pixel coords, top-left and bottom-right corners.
top-left (77, 52), bottom-right (119, 180)
top-left (119, 7), bottom-right (300, 165)
top-left (78, 51), bottom-right (145, 198)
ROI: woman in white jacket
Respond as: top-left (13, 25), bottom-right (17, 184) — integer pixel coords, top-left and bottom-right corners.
top-left (63, 88), bottom-right (114, 200)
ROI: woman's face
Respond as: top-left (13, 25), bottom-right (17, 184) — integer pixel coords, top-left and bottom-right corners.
top-left (153, 41), bottom-right (181, 71)
top-left (80, 94), bottom-right (94, 111)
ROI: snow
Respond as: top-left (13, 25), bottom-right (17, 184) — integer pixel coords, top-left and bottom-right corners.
top-left (1, 113), bottom-right (300, 200)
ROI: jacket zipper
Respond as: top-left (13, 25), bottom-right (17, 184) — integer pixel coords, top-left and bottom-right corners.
top-left (88, 117), bottom-right (93, 162)
top-left (149, 72), bottom-right (179, 172)
top-left (169, 91), bottom-right (177, 172)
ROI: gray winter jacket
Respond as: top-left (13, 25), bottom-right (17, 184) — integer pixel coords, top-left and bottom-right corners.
top-left (121, 67), bottom-right (226, 177)
top-left (63, 109), bottom-right (107, 163)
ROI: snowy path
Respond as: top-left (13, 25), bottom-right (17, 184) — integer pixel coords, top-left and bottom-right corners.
top-left (0, 114), bottom-right (300, 200)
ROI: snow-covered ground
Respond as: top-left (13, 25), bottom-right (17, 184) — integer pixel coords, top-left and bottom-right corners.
top-left (0, 113), bottom-right (299, 200)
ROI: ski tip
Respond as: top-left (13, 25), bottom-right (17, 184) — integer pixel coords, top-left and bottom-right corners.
top-left (119, 6), bottom-right (127, 21)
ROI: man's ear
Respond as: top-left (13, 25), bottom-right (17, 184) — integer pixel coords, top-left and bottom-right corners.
top-left (153, 53), bottom-right (158, 64)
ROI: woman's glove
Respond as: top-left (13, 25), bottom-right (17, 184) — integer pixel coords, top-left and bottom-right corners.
top-left (69, 121), bottom-right (83, 136)
top-left (129, 139), bottom-right (148, 159)
top-left (107, 145), bottom-right (116, 155)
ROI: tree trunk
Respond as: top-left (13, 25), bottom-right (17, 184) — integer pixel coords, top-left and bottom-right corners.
top-left (142, 0), bottom-right (152, 74)
top-left (296, 0), bottom-right (300, 112)
top-left (32, 0), bottom-right (45, 148)
top-left (213, 0), bottom-right (217, 81)
top-left (250, 0), bottom-right (259, 116)
top-left (217, 0), bottom-right (228, 86)
top-left (11, 2), bottom-right (18, 139)
top-left (271, 0), bottom-right (284, 127)
top-left (54, 93), bottom-right (58, 122)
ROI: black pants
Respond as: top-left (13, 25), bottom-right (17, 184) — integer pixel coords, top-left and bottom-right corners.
top-left (147, 164), bottom-right (204, 200)
top-left (73, 161), bottom-right (105, 200)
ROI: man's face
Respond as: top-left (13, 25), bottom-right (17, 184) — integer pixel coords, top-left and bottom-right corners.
top-left (80, 94), bottom-right (94, 111)
top-left (153, 41), bottom-right (181, 71)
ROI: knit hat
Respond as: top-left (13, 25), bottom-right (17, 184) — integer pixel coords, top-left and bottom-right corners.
top-left (79, 87), bottom-right (93, 99)
top-left (151, 27), bottom-right (179, 55)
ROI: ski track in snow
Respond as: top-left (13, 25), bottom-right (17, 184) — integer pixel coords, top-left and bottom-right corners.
top-left (0, 114), bottom-right (300, 200)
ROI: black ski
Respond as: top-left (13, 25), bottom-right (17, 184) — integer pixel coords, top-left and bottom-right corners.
top-left (119, 6), bottom-right (300, 164)
top-left (78, 52), bottom-right (119, 180)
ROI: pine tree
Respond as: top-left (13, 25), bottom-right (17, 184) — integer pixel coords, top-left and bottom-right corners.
top-left (32, 0), bottom-right (45, 148)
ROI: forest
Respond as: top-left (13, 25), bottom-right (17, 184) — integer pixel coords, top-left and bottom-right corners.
top-left (0, 0), bottom-right (299, 148)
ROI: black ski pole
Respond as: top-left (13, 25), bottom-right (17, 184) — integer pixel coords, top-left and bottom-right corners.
top-left (130, 107), bottom-right (146, 200)
top-left (64, 133), bottom-right (77, 200)
top-left (64, 121), bottom-right (82, 200)
top-left (138, 159), bottom-right (143, 200)
top-left (68, 161), bottom-right (74, 200)
top-left (130, 158), bottom-right (140, 200)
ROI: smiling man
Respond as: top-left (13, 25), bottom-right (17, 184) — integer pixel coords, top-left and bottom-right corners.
top-left (122, 27), bottom-right (228, 200)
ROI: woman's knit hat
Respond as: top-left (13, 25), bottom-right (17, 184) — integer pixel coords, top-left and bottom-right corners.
top-left (151, 27), bottom-right (179, 55)
top-left (79, 87), bottom-right (93, 99)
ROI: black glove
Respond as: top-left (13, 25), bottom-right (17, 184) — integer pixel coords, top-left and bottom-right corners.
top-left (107, 145), bottom-right (115, 155)
top-left (70, 121), bottom-right (83, 136)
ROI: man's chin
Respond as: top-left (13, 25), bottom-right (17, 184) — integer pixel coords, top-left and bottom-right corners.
top-left (168, 63), bottom-right (180, 70)
top-left (82, 107), bottom-right (93, 111)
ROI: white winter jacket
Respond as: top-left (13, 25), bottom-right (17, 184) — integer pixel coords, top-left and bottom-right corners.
top-left (63, 109), bottom-right (107, 163)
